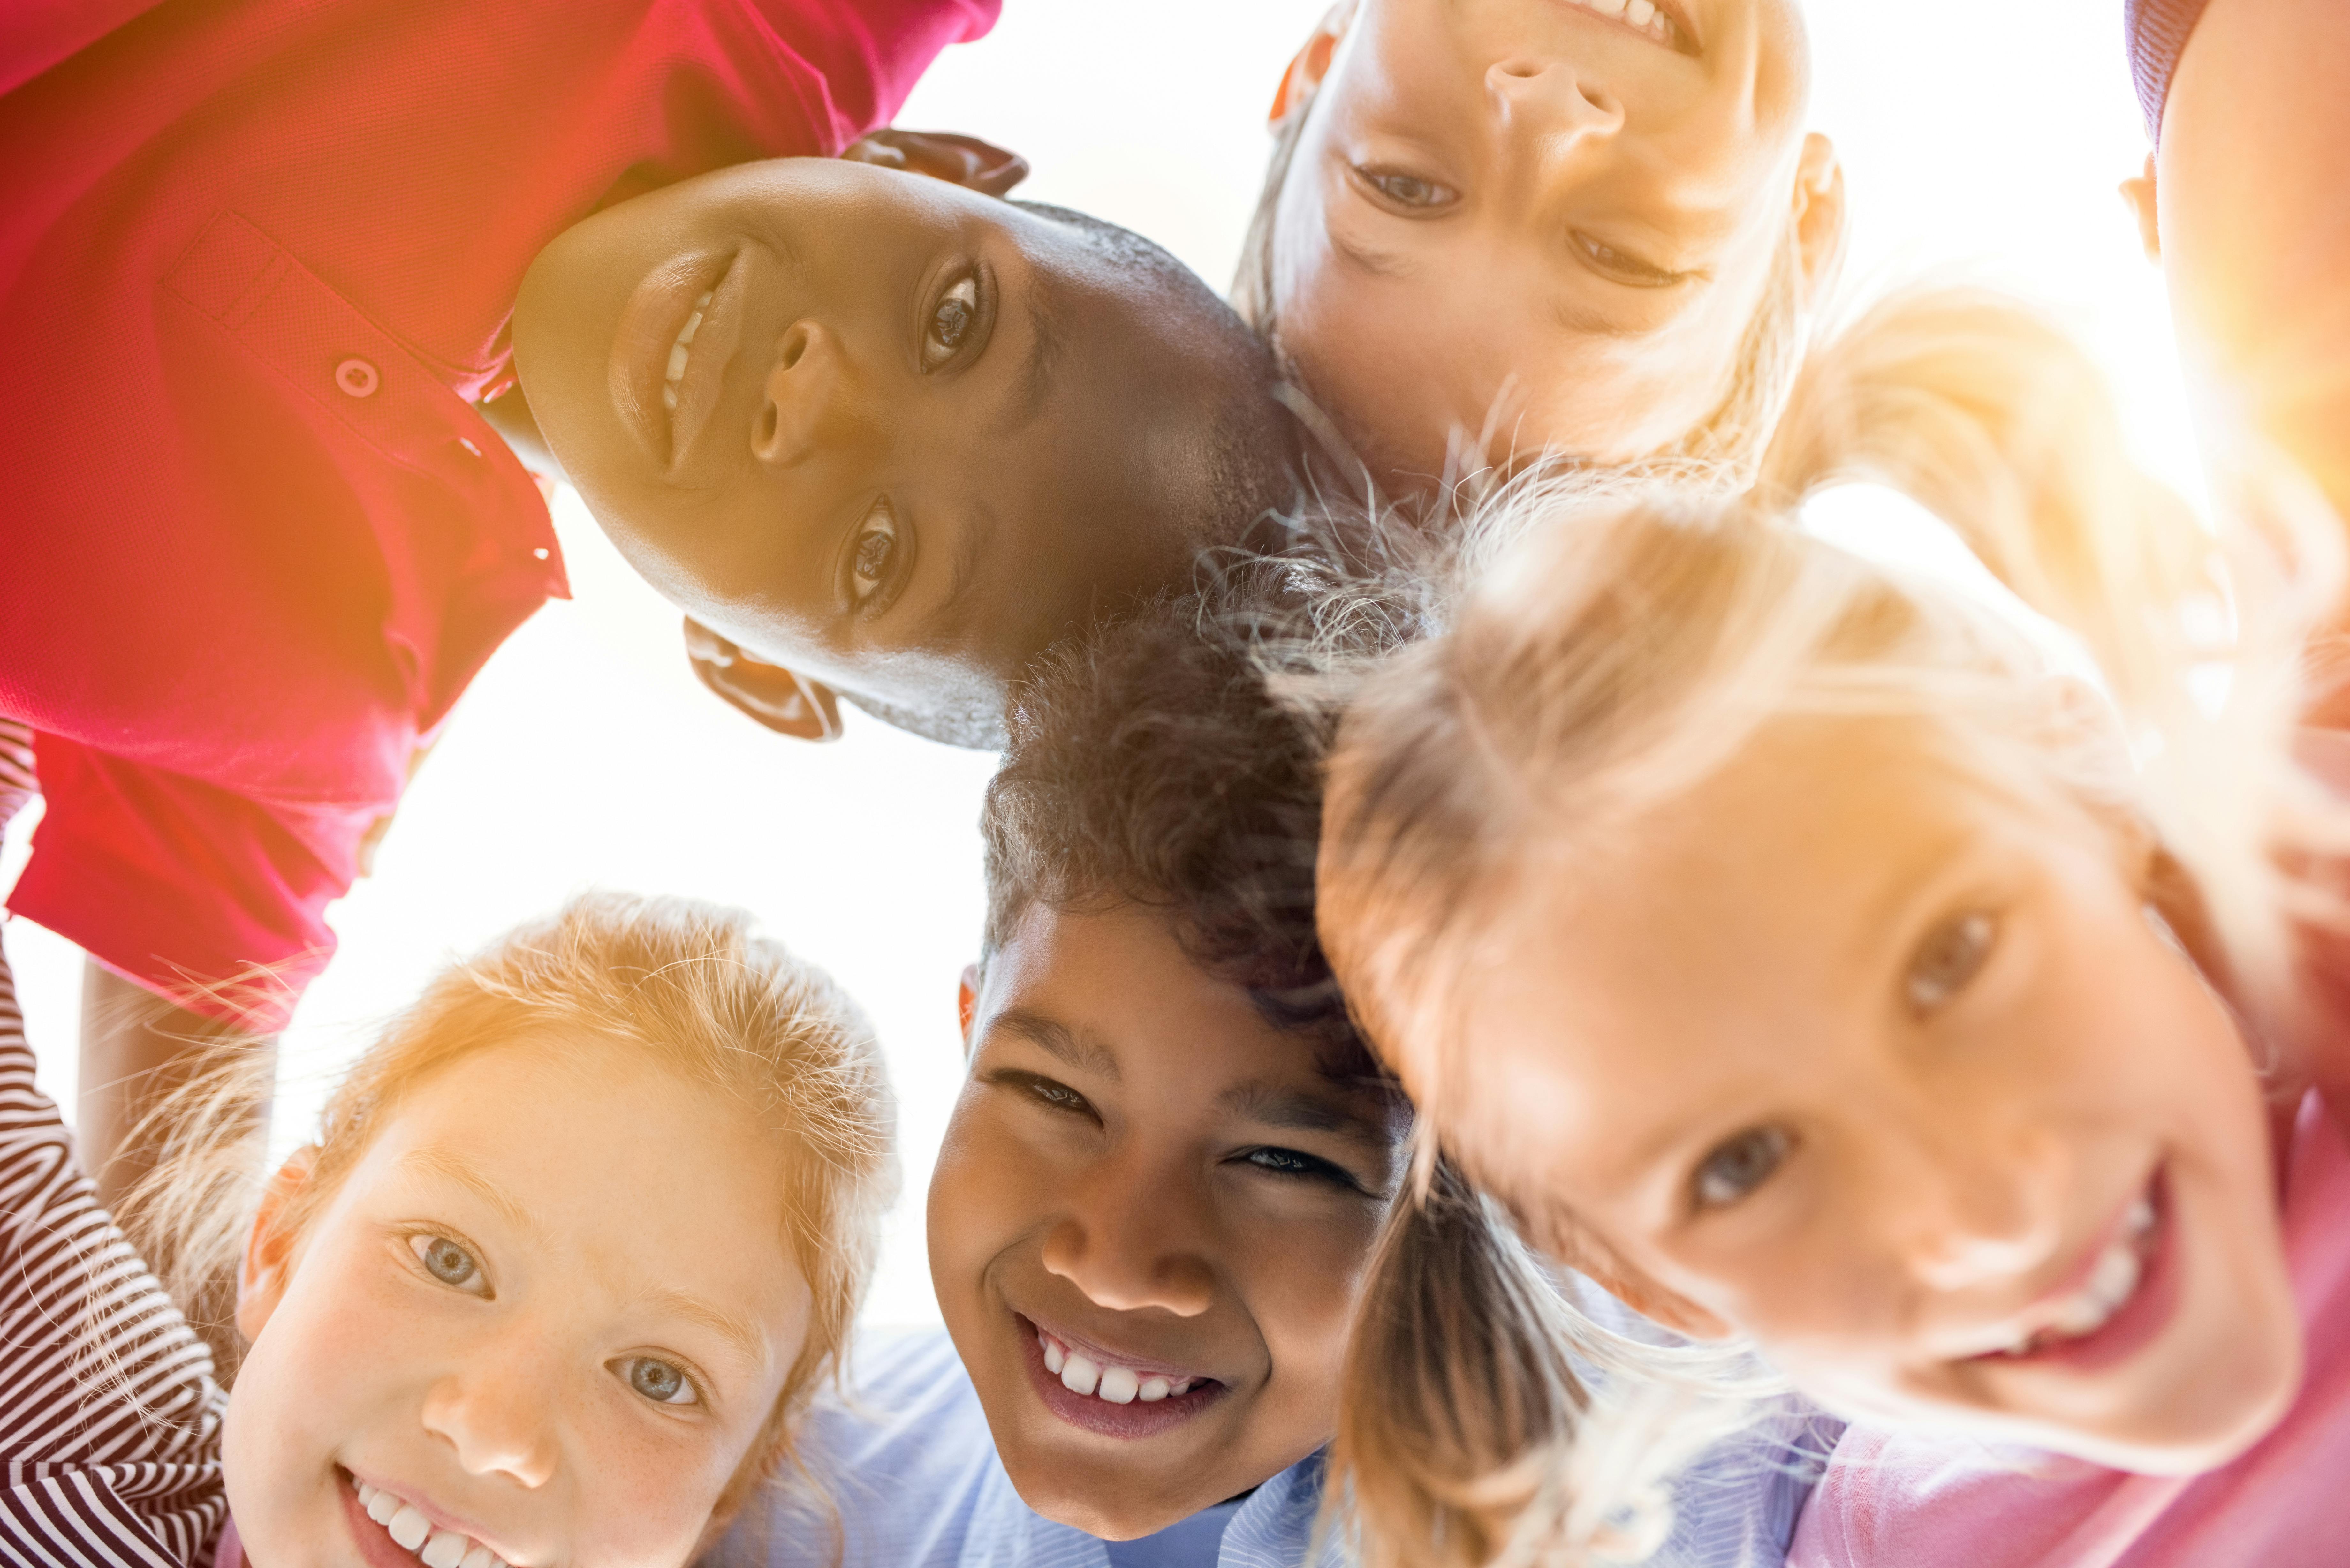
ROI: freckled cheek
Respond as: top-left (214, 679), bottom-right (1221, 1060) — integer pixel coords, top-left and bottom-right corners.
top-left (571, 1415), bottom-right (741, 1563)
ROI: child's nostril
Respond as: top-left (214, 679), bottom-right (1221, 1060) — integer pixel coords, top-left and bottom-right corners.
top-left (782, 332), bottom-right (808, 371)
top-left (759, 404), bottom-right (779, 446)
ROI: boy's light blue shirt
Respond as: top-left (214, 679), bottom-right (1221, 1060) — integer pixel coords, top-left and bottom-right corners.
top-left (715, 1328), bottom-right (1837, 1568)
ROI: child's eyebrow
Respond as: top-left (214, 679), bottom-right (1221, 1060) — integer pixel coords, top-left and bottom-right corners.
top-left (395, 1146), bottom-right (538, 1235)
top-left (987, 1006), bottom-right (1120, 1081)
top-left (1218, 1080), bottom-right (1390, 1146)
top-left (631, 1285), bottom-right (773, 1372)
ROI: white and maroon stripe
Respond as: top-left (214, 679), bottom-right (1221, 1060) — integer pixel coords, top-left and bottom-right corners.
top-left (0, 926), bottom-right (229, 1565)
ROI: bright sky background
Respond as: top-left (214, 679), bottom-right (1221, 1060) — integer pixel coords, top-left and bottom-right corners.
top-left (0, 0), bottom-right (2190, 1329)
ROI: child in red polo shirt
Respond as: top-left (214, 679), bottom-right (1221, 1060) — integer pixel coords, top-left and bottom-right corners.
top-left (0, 0), bottom-right (1304, 1193)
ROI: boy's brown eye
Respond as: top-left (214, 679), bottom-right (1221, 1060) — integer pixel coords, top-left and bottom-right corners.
top-left (850, 499), bottom-right (898, 604)
top-left (923, 275), bottom-right (980, 370)
top-left (1906, 912), bottom-right (1996, 1014)
top-left (1355, 167), bottom-right (1457, 213)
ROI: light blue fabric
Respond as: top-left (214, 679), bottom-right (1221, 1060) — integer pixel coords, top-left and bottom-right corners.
top-left (712, 1327), bottom-right (1835, 1568)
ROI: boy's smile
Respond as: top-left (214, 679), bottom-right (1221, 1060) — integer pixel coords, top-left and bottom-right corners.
top-left (930, 902), bottom-right (1403, 1540)
top-left (512, 158), bottom-right (1294, 739)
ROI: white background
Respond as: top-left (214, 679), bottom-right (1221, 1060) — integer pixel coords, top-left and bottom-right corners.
top-left (0, 0), bottom-right (2191, 1329)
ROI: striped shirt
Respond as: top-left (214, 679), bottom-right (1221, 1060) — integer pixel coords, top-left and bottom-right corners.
top-left (0, 918), bottom-right (230, 1565)
top-left (2123, 0), bottom-right (2210, 142)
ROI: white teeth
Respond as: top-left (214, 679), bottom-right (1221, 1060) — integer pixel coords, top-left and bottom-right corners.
top-left (387, 1506), bottom-right (432, 1551)
top-left (2126, 1196), bottom-right (2156, 1237)
top-left (660, 290), bottom-right (716, 418)
top-left (1037, 1331), bottom-right (1200, 1407)
top-left (1626, 0), bottom-right (1656, 22)
top-left (357, 1481), bottom-right (506, 1568)
top-left (1589, 0), bottom-right (1626, 14)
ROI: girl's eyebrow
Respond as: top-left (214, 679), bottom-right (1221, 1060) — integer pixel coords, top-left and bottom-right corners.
top-left (396, 1146), bottom-right (538, 1236)
top-left (632, 1285), bottom-right (772, 1371)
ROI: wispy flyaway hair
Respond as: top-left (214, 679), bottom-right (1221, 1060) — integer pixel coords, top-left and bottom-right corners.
top-left (118, 891), bottom-right (898, 1529)
top-left (1316, 283), bottom-right (2346, 1564)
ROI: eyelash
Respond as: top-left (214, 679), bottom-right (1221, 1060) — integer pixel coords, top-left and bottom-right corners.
top-left (921, 268), bottom-right (986, 373)
top-left (847, 496), bottom-right (904, 610)
top-left (407, 1230), bottom-right (492, 1298)
top-left (1351, 165), bottom-right (1459, 214)
top-left (1001, 1073), bottom-right (1364, 1191)
top-left (1573, 232), bottom-right (1689, 288)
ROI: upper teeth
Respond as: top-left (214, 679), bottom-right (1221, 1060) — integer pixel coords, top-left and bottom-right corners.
top-left (357, 1481), bottom-right (509, 1568)
top-left (1993, 1195), bottom-right (2157, 1357)
top-left (660, 290), bottom-right (713, 414)
top-left (1564, 0), bottom-right (1674, 45)
top-left (1038, 1329), bottom-right (1197, 1406)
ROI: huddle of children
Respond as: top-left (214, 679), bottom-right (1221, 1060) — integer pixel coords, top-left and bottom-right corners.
top-left (3, 0), bottom-right (2345, 1565)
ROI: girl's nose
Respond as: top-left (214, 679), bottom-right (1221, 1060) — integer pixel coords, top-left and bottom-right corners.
top-left (419, 1366), bottom-right (560, 1489)
top-left (1485, 57), bottom-right (1625, 148)
top-left (1890, 1127), bottom-right (2069, 1294)
top-left (751, 319), bottom-right (843, 470)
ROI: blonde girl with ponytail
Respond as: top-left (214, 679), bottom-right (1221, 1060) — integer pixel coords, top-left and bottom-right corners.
top-left (1315, 284), bottom-right (2350, 1565)
top-left (0, 889), bottom-right (895, 1568)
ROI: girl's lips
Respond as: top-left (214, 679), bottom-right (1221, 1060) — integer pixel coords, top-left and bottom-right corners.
top-left (606, 248), bottom-right (737, 470)
top-left (1963, 1168), bottom-right (2182, 1375)
top-left (337, 1468), bottom-right (524, 1568)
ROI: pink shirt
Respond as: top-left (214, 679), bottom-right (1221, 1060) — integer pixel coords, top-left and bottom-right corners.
top-left (1788, 1090), bottom-right (2350, 1568)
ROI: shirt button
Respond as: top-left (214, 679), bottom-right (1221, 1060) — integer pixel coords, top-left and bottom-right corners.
top-left (335, 358), bottom-right (380, 398)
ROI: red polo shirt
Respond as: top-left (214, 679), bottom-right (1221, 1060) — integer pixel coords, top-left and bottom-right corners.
top-left (0, 0), bottom-right (996, 1030)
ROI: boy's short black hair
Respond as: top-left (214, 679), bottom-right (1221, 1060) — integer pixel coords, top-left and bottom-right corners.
top-left (979, 573), bottom-right (1371, 1078)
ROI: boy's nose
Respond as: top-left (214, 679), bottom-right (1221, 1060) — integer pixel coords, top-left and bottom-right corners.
top-left (752, 319), bottom-right (845, 469)
top-left (1039, 1214), bottom-right (1216, 1319)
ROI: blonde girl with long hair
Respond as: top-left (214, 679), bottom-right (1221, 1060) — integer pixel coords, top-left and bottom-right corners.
top-left (1313, 285), bottom-right (2350, 1565)
top-left (0, 884), bottom-right (894, 1568)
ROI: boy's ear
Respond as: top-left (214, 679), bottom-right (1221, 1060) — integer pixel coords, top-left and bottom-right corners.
top-left (682, 617), bottom-right (843, 742)
top-left (957, 963), bottom-right (983, 1056)
top-left (1270, 2), bottom-right (1354, 125)
top-left (1791, 132), bottom-right (1848, 309)
top-left (841, 128), bottom-right (1029, 198)
top-left (237, 1144), bottom-right (321, 1342)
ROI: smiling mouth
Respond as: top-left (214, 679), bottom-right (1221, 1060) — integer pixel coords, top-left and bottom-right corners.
top-left (343, 1469), bottom-right (514, 1568)
top-left (1016, 1314), bottom-right (1226, 1439)
top-left (1551, 0), bottom-right (1692, 52)
top-left (1966, 1169), bottom-right (2174, 1366)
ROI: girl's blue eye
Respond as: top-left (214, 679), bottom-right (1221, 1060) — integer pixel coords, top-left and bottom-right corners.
top-left (624, 1356), bottom-right (700, 1406)
top-left (1906, 912), bottom-right (1996, 1014)
top-left (1357, 167), bottom-right (1456, 211)
top-left (1692, 1127), bottom-right (1790, 1210)
top-left (410, 1233), bottom-right (486, 1294)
